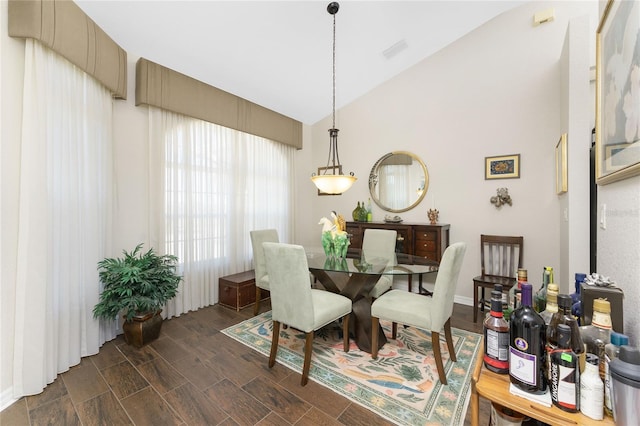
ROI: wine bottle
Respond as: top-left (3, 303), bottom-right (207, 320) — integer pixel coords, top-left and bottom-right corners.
top-left (509, 282), bottom-right (547, 394)
top-left (534, 266), bottom-right (553, 312)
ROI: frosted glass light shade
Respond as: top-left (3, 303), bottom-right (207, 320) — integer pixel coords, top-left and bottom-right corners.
top-left (311, 174), bottom-right (357, 194)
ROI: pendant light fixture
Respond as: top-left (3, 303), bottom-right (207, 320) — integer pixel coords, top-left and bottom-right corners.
top-left (311, 1), bottom-right (357, 195)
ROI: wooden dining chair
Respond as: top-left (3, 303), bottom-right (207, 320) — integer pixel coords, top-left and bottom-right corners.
top-left (370, 242), bottom-right (467, 385)
top-left (263, 242), bottom-right (352, 386)
top-left (472, 234), bottom-right (523, 322)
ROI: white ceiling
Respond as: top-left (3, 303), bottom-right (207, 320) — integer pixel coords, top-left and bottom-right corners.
top-left (77, 1), bottom-right (527, 124)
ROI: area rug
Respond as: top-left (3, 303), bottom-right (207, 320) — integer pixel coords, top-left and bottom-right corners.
top-left (222, 311), bottom-right (482, 425)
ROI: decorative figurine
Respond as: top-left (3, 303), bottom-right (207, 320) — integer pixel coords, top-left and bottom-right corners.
top-left (319, 212), bottom-right (349, 258)
top-left (428, 208), bottom-right (439, 225)
top-left (490, 187), bottom-right (512, 208)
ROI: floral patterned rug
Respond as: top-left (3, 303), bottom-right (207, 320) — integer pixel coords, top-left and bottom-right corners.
top-left (222, 311), bottom-right (481, 425)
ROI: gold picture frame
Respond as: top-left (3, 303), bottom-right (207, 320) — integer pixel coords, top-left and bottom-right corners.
top-left (485, 154), bottom-right (520, 180)
top-left (595, 0), bottom-right (640, 184)
top-left (555, 133), bottom-right (568, 194)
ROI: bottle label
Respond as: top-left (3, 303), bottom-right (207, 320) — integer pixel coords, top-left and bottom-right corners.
top-left (604, 353), bottom-right (612, 412)
top-left (592, 311), bottom-right (612, 329)
top-left (486, 329), bottom-right (509, 361)
top-left (509, 346), bottom-right (537, 386)
top-left (580, 365), bottom-right (604, 420)
top-left (557, 364), bottom-right (578, 410)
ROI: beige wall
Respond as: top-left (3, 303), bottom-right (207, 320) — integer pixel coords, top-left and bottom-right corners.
top-left (297, 1), bottom-right (599, 303)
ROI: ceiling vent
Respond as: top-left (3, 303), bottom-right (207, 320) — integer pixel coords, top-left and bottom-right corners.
top-left (382, 39), bottom-right (408, 60)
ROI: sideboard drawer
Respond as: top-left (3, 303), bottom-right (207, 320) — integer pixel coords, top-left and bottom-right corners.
top-left (414, 247), bottom-right (438, 262)
top-left (415, 230), bottom-right (437, 242)
top-left (415, 240), bottom-right (437, 253)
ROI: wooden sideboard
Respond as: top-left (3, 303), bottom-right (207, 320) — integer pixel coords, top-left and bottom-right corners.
top-left (346, 221), bottom-right (450, 264)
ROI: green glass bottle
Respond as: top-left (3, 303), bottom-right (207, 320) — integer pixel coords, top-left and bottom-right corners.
top-left (352, 202), bottom-right (361, 221)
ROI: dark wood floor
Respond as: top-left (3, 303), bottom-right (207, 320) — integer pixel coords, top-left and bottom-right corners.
top-left (1, 300), bottom-right (490, 425)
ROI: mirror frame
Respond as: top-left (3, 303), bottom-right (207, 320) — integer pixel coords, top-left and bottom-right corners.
top-left (368, 151), bottom-right (429, 213)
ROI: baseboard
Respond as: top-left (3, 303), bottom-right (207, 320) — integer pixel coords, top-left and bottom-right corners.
top-left (1, 387), bottom-right (18, 412)
top-left (454, 295), bottom-right (473, 306)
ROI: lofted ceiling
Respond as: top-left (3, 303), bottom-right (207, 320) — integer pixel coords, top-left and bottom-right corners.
top-left (77, 1), bottom-right (528, 125)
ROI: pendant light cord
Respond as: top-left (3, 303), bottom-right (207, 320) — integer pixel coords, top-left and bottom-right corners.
top-left (332, 11), bottom-right (336, 130)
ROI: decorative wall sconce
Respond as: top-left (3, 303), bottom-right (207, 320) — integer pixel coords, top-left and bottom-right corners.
top-left (490, 187), bottom-right (512, 208)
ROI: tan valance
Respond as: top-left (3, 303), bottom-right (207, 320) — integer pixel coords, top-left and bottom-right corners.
top-left (8, 0), bottom-right (127, 99)
top-left (136, 58), bottom-right (302, 149)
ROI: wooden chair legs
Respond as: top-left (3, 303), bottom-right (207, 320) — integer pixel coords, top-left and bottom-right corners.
top-left (342, 314), bottom-right (350, 352)
top-left (432, 318), bottom-right (455, 384)
top-left (272, 317), bottom-right (350, 386)
top-left (269, 320), bottom-right (281, 368)
top-left (444, 318), bottom-right (456, 362)
top-left (254, 286), bottom-right (262, 316)
top-left (431, 331), bottom-right (447, 385)
top-left (371, 317), bottom-right (455, 385)
top-left (301, 332), bottom-right (314, 386)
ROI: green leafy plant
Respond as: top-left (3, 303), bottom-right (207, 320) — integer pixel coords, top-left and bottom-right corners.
top-left (93, 244), bottom-right (182, 322)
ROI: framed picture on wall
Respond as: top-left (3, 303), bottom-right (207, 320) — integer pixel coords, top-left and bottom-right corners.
top-left (556, 133), bottom-right (568, 194)
top-left (595, 0), bottom-right (640, 184)
top-left (485, 154), bottom-right (520, 180)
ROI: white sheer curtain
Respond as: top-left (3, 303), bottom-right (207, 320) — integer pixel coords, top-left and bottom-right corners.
top-left (12, 40), bottom-right (115, 397)
top-left (148, 108), bottom-right (295, 318)
top-left (379, 165), bottom-right (410, 210)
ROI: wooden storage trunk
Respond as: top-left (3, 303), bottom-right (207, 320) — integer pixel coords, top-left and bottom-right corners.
top-left (218, 270), bottom-right (269, 311)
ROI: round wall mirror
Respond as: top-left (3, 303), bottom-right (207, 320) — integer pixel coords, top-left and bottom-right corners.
top-left (368, 151), bottom-right (429, 213)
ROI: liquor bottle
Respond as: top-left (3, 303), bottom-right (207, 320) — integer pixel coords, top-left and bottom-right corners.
top-left (366, 198), bottom-right (372, 222)
top-left (550, 324), bottom-right (579, 412)
top-left (579, 298), bottom-right (612, 381)
top-left (507, 268), bottom-right (527, 312)
top-left (484, 288), bottom-right (509, 374)
top-left (604, 331), bottom-right (629, 415)
top-left (547, 294), bottom-right (585, 356)
top-left (534, 266), bottom-right (553, 312)
top-left (580, 354), bottom-right (604, 420)
top-left (546, 294), bottom-right (584, 381)
top-left (509, 282), bottom-right (547, 394)
top-left (539, 283), bottom-right (559, 325)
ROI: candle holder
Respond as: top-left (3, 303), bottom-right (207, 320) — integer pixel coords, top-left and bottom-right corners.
top-left (428, 208), bottom-right (439, 225)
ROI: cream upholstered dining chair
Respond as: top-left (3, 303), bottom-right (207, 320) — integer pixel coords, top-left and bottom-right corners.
top-left (263, 242), bottom-right (352, 386)
top-left (370, 242), bottom-right (467, 385)
top-left (250, 229), bottom-right (279, 316)
top-left (362, 229), bottom-right (398, 299)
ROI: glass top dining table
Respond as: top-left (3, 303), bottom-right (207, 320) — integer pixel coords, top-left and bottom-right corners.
top-left (305, 249), bottom-right (438, 276)
top-left (304, 248), bottom-right (439, 353)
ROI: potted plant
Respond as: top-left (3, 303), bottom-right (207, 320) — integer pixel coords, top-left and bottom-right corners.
top-left (93, 243), bottom-right (182, 347)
